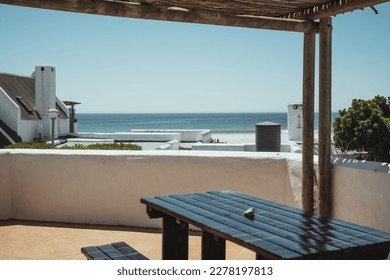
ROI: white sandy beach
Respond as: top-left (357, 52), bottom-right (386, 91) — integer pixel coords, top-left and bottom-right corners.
top-left (211, 132), bottom-right (255, 143)
top-left (212, 130), bottom-right (293, 144)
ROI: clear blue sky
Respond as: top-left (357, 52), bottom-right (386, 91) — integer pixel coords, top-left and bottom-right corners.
top-left (1, 3), bottom-right (389, 113)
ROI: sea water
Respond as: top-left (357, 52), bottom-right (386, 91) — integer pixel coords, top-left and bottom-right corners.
top-left (76, 112), bottom-right (339, 133)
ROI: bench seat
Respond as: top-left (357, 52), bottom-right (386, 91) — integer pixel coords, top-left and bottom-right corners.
top-left (81, 241), bottom-right (149, 260)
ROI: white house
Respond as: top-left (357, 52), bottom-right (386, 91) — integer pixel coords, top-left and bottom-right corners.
top-left (0, 65), bottom-right (70, 147)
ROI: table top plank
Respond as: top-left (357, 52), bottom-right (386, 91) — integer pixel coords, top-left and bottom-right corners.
top-left (223, 191), bottom-right (390, 241)
top-left (167, 194), bottom-right (342, 255)
top-left (210, 192), bottom-right (390, 245)
top-left (197, 192), bottom-right (384, 245)
top-left (182, 193), bottom-right (360, 250)
top-left (141, 191), bottom-right (390, 259)
top-left (175, 193), bottom-right (386, 258)
top-left (161, 196), bottom-right (326, 258)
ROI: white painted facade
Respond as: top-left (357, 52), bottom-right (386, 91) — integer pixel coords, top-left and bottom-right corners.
top-left (0, 87), bottom-right (37, 142)
top-left (0, 87), bottom-right (20, 132)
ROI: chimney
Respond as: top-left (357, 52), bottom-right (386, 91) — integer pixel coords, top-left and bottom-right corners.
top-left (34, 65), bottom-right (57, 140)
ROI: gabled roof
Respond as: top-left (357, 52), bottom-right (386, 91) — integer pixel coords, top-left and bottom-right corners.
top-left (0, 73), bottom-right (39, 120)
top-left (0, 72), bottom-right (68, 120)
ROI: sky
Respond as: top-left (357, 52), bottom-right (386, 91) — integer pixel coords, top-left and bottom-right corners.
top-left (0, 3), bottom-right (389, 113)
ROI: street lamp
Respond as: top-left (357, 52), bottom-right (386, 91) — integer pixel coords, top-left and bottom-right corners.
top-left (48, 108), bottom-right (59, 146)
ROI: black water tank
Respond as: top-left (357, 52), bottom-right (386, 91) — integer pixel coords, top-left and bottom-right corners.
top-left (255, 122), bottom-right (280, 152)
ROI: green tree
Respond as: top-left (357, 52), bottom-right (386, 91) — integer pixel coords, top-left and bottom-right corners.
top-left (333, 95), bottom-right (390, 162)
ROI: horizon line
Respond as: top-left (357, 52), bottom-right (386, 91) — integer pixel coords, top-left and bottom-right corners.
top-left (76, 111), bottom-right (340, 114)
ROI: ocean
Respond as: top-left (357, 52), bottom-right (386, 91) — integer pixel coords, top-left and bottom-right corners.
top-left (76, 112), bottom-right (339, 133)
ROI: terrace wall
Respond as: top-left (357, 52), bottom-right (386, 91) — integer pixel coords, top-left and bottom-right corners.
top-left (331, 158), bottom-right (390, 232)
top-left (0, 153), bottom-right (11, 219)
top-left (0, 150), bottom-right (389, 233)
top-left (0, 150), bottom-right (300, 228)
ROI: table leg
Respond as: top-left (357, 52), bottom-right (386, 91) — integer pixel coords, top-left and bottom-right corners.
top-left (162, 215), bottom-right (189, 260)
top-left (202, 231), bottom-right (226, 260)
top-left (256, 253), bottom-right (266, 260)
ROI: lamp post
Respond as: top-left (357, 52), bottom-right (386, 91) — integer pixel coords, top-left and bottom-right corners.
top-left (48, 108), bottom-right (59, 146)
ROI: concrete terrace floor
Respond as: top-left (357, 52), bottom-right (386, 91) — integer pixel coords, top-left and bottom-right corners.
top-left (0, 220), bottom-right (254, 260)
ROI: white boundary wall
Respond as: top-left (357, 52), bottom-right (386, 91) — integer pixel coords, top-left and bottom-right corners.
top-left (331, 158), bottom-right (390, 232)
top-left (0, 150), bottom-right (389, 232)
top-left (0, 150), bottom-right (301, 228)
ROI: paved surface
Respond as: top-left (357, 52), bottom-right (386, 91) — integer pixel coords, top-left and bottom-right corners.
top-left (0, 220), bottom-right (254, 260)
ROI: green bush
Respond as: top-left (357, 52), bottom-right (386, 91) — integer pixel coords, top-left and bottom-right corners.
top-left (6, 142), bottom-right (142, 151)
top-left (60, 143), bottom-right (142, 150)
top-left (6, 142), bottom-right (53, 149)
top-left (333, 95), bottom-right (390, 162)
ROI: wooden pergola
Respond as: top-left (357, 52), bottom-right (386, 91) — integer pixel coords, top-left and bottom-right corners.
top-left (1, 0), bottom-right (389, 216)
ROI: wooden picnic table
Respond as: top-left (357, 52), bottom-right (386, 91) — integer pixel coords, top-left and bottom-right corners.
top-left (141, 191), bottom-right (390, 260)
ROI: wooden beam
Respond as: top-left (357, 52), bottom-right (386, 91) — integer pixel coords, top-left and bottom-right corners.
top-left (318, 17), bottom-right (332, 217)
top-left (302, 31), bottom-right (316, 212)
top-left (0, 0), bottom-right (319, 33)
top-left (285, 0), bottom-right (390, 20)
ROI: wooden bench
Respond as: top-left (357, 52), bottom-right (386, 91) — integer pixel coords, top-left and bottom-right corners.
top-left (81, 241), bottom-right (149, 260)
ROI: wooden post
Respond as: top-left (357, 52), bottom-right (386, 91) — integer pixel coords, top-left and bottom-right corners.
top-left (302, 31), bottom-right (316, 212)
top-left (318, 18), bottom-right (332, 217)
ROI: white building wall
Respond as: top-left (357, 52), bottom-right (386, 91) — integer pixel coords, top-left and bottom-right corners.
top-left (58, 117), bottom-right (69, 136)
top-left (0, 87), bottom-right (20, 131)
top-left (56, 97), bottom-right (70, 135)
top-left (17, 119), bottom-right (39, 142)
top-left (1, 85), bottom-right (38, 141)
